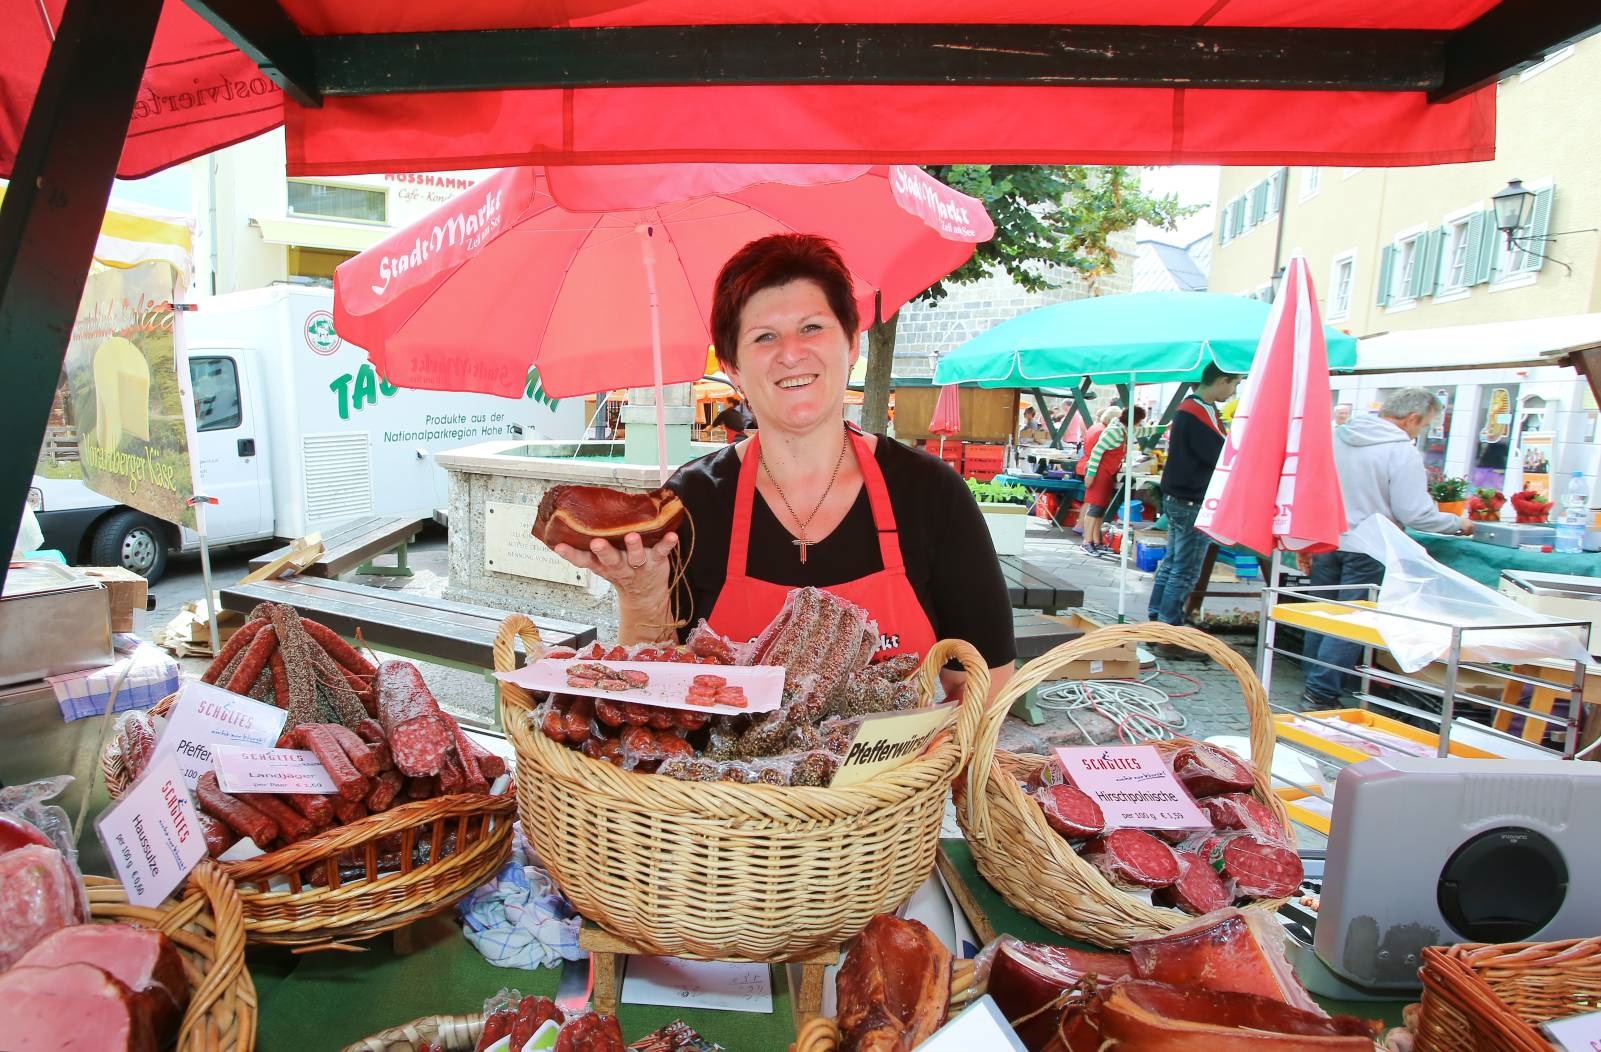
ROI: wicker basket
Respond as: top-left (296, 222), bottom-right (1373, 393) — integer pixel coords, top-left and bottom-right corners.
top-left (85, 860), bottom-right (257, 1051)
top-left (790, 959), bottom-right (978, 1052)
top-left (1415, 938), bottom-right (1601, 1052)
top-left (955, 621), bottom-right (1293, 948)
top-left (496, 613), bottom-right (989, 961)
top-left (103, 694), bottom-right (516, 950)
top-left (342, 1012), bottom-right (482, 1052)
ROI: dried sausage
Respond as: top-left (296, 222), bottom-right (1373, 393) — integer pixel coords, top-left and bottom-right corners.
top-left (326, 794), bottom-right (368, 825)
top-left (365, 771), bottom-right (405, 812)
top-left (510, 997), bottom-right (563, 1049)
top-left (320, 723), bottom-right (381, 778)
top-left (195, 772), bottom-right (277, 845)
top-left (250, 795), bottom-right (315, 843)
top-left (1202, 832), bottom-right (1303, 899)
top-left (1167, 743), bottom-right (1255, 799)
top-left (1200, 793), bottom-right (1289, 844)
top-left (353, 718), bottom-right (386, 745)
top-left (196, 813), bottom-right (234, 857)
top-left (302, 725), bottom-right (368, 802)
top-left (224, 626), bottom-right (278, 696)
top-left (1154, 851), bottom-right (1233, 915)
top-left (202, 619), bottom-right (267, 684)
top-left (281, 792), bottom-right (334, 828)
top-left (375, 661), bottom-right (453, 777)
top-left (117, 712), bottom-right (158, 784)
top-left (299, 619), bottom-right (377, 679)
top-left (405, 777), bottom-right (435, 800)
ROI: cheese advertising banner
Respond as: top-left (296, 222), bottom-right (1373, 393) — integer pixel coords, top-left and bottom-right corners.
top-left (63, 261), bottom-right (197, 528)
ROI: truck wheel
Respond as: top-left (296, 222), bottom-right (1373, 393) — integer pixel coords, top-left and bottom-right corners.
top-left (89, 511), bottom-right (169, 583)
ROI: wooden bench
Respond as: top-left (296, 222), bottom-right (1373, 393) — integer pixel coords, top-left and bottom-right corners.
top-left (998, 555), bottom-right (1084, 614)
top-left (248, 515), bottom-right (432, 580)
top-left (219, 576), bottom-right (596, 676)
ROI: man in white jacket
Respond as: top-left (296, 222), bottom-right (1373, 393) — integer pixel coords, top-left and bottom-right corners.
top-left (1302, 388), bottom-right (1472, 706)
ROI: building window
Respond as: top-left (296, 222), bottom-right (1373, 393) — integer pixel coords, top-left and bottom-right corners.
top-left (1440, 215), bottom-right (1476, 291)
top-left (1342, 167), bottom-right (1365, 180)
top-left (1219, 201), bottom-right (1234, 245)
top-left (287, 181), bottom-right (387, 224)
top-left (1300, 168), bottom-right (1321, 201)
top-left (288, 246), bottom-right (356, 286)
top-left (1327, 253), bottom-right (1355, 321)
top-left (1392, 234), bottom-right (1422, 303)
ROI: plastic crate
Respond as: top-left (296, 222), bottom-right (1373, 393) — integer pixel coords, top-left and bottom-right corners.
top-left (1135, 542), bottom-right (1166, 572)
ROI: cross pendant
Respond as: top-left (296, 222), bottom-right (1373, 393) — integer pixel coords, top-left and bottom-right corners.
top-left (794, 538), bottom-right (809, 564)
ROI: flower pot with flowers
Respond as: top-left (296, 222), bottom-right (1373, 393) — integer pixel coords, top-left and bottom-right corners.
top-left (1428, 476), bottom-right (1470, 516)
top-left (1509, 490), bottom-right (1553, 523)
top-left (1465, 488), bottom-right (1506, 522)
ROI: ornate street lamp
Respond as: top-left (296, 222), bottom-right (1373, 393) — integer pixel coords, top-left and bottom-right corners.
top-left (1491, 179), bottom-right (1536, 247)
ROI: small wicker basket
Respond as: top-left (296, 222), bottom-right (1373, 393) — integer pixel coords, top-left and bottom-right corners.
top-left (1415, 938), bottom-right (1601, 1052)
top-left (342, 1012), bottom-right (482, 1052)
top-left (85, 860), bottom-right (257, 1052)
top-left (102, 694), bottom-right (516, 950)
top-left (955, 621), bottom-right (1294, 948)
top-left (789, 959), bottom-right (978, 1052)
top-left (496, 613), bottom-right (990, 962)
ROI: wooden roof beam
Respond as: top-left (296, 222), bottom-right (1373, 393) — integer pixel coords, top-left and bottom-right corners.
top-left (184, 0), bottom-right (321, 106)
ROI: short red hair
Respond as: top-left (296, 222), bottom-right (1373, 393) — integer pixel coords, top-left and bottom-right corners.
top-left (710, 234), bottom-right (859, 375)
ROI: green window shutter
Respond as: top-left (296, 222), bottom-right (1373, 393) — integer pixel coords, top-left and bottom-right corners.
top-left (1376, 244), bottom-right (1395, 306)
top-left (1219, 201), bottom-right (1232, 243)
top-left (1266, 172), bottom-right (1284, 217)
top-left (1412, 228), bottom-right (1443, 298)
top-left (1518, 186), bottom-right (1555, 273)
top-left (1459, 212), bottom-right (1485, 287)
top-left (1474, 208), bottom-right (1499, 284)
top-left (1232, 196), bottom-right (1247, 237)
top-left (1251, 182), bottom-right (1268, 224)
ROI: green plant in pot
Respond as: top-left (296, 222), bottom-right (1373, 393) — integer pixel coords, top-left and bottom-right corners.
top-left (966, 477), bottom-right (1031, 506)
top-left (1428, 476), bottom-right (1470, 515)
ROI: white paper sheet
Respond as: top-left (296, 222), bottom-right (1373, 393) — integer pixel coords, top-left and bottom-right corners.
top-left (620, 956), bottom-right (773, 1014)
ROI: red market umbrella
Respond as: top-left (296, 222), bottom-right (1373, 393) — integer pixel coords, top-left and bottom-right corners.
top-left (928, 384), bottom-right (962, 456)
top-left (1198, 252), bottom-right (1347, 558)
top-left (2, 2), bottom-right (1507, 181)
top-left (333, 163), bottom-right (993, 477)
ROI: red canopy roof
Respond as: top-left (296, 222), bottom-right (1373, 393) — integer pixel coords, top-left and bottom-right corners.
top-left (0, 0), bottom-right (1533, 179)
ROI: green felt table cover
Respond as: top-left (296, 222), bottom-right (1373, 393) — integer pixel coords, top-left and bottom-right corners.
top-left (1409, 529), bottom-right (1600, 588)
top-left (250, 842), bottom-right (1405, 1049)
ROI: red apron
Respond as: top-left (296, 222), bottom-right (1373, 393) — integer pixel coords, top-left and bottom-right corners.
top-left (706, 425), bottom-right (938, 662)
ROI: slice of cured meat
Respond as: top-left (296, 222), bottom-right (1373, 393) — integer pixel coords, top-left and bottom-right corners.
top-left (1192, 832), bottom-right (1305, 899)
top-left (985, 936), bottom-right (1133, 1050)
top-left (1034, 783), bottom-right (1106, 839)
top-left (1080, 829), bottom-right (1180, 890)
top-left (16, 923), bottom-right (188, 1038)
top-left (0, 844), bottom-right (83, 969)
top-left (1153, 851), bottom-right (1233, 916)
top-left (1050, 979), bottom-right (1379, 1051)
top-left (1167, 743), bottom-right (1255, 799)
top-left (1129, 909), bottom-right (1323, 1015)
top-left (1200, 793), bottom-right (1290, 844)
top-left (0, 962), bottom-right (159, 1052)
top-left (835, 914), bottom-right (952, 1052)
top-left (533, 485), bottom-right (686, 550)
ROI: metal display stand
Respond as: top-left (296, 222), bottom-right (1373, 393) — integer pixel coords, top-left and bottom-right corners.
top-left (1254, 580), bottom-right (1594, 830)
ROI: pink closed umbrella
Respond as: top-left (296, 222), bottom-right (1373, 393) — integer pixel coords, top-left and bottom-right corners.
top-left (928, 384), bottom-right (962, 457)
top-left (334, 163), bottom-right (993, 479)
top-left (1198, 251), bottom-right (1346, 558)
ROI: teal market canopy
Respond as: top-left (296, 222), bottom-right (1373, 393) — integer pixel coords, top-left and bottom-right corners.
top-left (934, 291), bottom-right (1358, 387)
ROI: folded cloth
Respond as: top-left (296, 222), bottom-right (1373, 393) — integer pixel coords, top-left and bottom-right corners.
top-left (457, 825), bottom-right (583, 970)
top-left (47, 638), bottom-right (180, 722)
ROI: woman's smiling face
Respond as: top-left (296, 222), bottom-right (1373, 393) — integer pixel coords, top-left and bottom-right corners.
top-left (727, 279), bottom-right (857, 437)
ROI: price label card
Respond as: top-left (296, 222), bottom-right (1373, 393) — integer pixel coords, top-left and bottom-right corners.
top-left (1052, 745), bottom-right (1210, 830)
top-left (920, 995), bottom-right (1028, 1051)
top-left (830, 702), bottom-right (959, 788)
top-left (155, 681), bottom-right (288, 789)
top-left (1542, 1007), bottom-right (1601, 1050)
top-left (94, 753), bottom-right (207, 907)
top-left (212, 746), bottom-right (337, 795)
top-left (621, 956), bottom-right (773, 1014)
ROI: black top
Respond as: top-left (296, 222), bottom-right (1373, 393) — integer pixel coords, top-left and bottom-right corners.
top-left (667, 436), bottom-right (1017, 668)
top-left (710, 405), bottom-right (755, 433)
top-left (1159, 397), bottom-right (1226, 502)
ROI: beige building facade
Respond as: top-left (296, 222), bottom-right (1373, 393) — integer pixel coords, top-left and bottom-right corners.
top-left (1209, 40), bottom-right (1601, 497)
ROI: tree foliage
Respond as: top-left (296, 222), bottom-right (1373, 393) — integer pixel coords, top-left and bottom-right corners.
top-left (861, 166), bottom-right (1198, 434)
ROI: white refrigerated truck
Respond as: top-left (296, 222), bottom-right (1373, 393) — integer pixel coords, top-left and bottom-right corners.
top-left (31, 285), bottom-right (582, 580)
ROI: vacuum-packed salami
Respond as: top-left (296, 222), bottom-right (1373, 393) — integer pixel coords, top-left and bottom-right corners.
top-left (1201, 832), bottom-right (1304, 899)
top-left (1167, 743), bottom-right (1255, 798)
top-left (1153, 850), bottom-right (1234, 915)
top-left (1034, 782), bottom-right (1106, 839)
top-left (1200, 793), bottom-right (1288, 844)
top-left (1081, 828), bottom-right (1181, 890)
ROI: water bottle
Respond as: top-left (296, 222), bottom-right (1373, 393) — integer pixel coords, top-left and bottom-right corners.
top-left (1555, 471), bottom-right (1589, 552)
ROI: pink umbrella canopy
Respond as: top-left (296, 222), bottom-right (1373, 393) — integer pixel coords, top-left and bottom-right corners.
top-left (1198, 253), bottom-right (1346, 555)
top-left (928, 384), bottom-right (962, 437)
top-left (333, 163), bottom-right (994, 400)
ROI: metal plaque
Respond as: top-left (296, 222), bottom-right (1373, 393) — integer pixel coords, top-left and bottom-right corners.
top-left (485, 500), bottom-right (589, 585)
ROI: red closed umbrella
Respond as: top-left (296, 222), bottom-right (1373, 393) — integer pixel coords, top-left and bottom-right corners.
top-left (1198, 252), bottom-right (1346, 558)
top-left (928, 384), bottom-right (962, 456)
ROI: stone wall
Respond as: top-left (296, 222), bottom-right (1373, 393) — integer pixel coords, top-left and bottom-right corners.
top-left (890, 230), bottom-right (1137, 377)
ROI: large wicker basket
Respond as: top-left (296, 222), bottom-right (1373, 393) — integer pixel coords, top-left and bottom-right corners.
top-left (1415, 938), bottom-right (1601, 1052)
top-left (103, 694), bottom-right (516, 950)
top-left (496, 613), bottom-right (989, 961)
top-left (955, 621), bottom-right (1294, 948)
top-left (86, 860), bottom-right (256, 1051)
